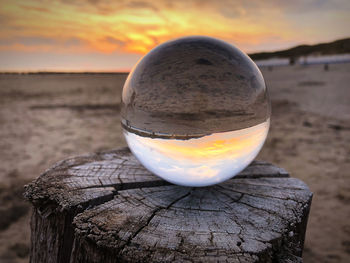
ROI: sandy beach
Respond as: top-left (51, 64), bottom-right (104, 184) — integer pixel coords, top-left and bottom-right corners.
top-left (0, 63), bottom-right (349, 262)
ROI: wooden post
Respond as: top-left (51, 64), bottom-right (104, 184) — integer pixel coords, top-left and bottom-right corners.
top-left (24, 147), bottom-right (312, 263)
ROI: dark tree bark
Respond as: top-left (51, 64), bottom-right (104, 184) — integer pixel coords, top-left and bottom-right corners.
top-left (24, 147), bottom-right (312, 263)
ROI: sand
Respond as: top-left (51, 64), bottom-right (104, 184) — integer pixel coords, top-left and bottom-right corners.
top-left (0, 63), bottom-right (349, 262)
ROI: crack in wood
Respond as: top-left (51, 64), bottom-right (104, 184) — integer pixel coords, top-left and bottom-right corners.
top-left (237, 200), bottom-right (288, 221)
top-left (218, 186), bottom-right (304, 204)
top-left (119, 191), bottom-right (192, 254)
top-left (67, 179), bottom-right (171, 191)
top-left (226, 182), bottom-right (307, 191)
top-left (215, 186), bottom-right (245, 203)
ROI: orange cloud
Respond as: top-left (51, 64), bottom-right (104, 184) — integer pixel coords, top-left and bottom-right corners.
top-left (0, 0), bottom-right (348, 71)
top-left (0, 0), bottom-right (300, 54)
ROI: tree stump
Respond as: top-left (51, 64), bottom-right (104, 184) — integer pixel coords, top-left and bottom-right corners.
top-left (24, 147), bottom-right (312, 263)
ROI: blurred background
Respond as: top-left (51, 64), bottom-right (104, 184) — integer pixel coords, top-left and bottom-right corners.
top-left (0, 1), bottom-right (349, 262)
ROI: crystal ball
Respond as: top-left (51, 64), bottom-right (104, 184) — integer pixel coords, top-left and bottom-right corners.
top-left (121, 36), bottom-right (270, 187)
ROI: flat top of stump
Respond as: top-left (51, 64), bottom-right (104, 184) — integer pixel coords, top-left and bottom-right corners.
top-left (24, 147), bottom-right (312, 263)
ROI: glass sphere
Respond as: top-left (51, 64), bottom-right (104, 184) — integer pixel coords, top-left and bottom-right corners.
top-left (121, 36), bottom-right (270, 187)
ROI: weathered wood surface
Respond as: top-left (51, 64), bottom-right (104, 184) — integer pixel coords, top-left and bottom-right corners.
top-left (24, 147), bottom-right (312, 263)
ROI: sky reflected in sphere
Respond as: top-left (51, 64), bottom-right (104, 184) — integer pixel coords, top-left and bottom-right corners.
top-left (124, 119), bottom-right (269, 187)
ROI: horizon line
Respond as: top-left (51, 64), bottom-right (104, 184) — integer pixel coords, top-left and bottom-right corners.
top-left (0, 70), bottom-right (130, 74)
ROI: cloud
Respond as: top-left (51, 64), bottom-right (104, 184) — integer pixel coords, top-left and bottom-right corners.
top-left (0, 35), bottom-right (89, 53)
top-left (104, 36), bottom-right (125, 46)
top-left (18, 4), bottom-right (51, 13)
top-left (0, 37), bottom-right (56, 48)
top-left (0, 0), bottom-right (349, 70)
top-left (18, 36), bottom-right (56, 46)
top-left (126, 1), bottom-right (158, 12)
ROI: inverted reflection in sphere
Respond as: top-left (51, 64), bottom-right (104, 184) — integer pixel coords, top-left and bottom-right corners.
top-left (121, 36), bottom-right (270, 187)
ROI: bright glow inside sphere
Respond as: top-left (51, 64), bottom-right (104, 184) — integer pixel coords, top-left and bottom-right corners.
top-left (121, 36), bottom-right (270, 187)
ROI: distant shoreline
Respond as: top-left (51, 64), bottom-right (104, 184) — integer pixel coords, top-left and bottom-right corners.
top-left (249, 38), bottom-right (350, 60)
top-left (2, 58), bottom-right (350, 74)
top-left (0, 71), bottom-right (129, 75)
top-left (1, 37), bottom-right (349, 74)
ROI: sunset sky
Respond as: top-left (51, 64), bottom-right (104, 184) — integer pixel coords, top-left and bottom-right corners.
top-left (0, 0), bottom-right (349, 72)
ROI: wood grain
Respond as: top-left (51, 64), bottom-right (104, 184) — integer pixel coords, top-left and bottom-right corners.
top-left (24, 147), bottom-right (312, 263)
